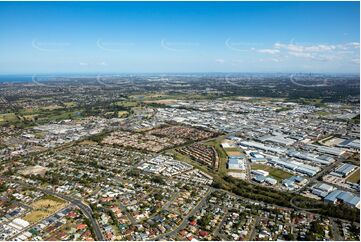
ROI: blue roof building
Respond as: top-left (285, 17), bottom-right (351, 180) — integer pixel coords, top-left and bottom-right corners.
top-left (333, 163), bottom-right (357, 177)
top-left (324, 190), bottom-right (360, 208)
top-left (253, 175), bottom-right (266, 183)
top-left (228, 155), bottom-right (246, 170)
top-left (347, 197), bottom-right (360, 207)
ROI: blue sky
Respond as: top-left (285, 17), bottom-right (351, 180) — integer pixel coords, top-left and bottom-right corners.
top-left (0, 1), bottom-right (359, 74)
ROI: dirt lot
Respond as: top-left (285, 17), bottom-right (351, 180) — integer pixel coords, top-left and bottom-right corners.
top-left (23, 196), bottom-right (67, 223)
top-left (346, 169), bottom-right (360, 184)
top-left (19, 165), bottom-right (48, 177)
top-left (224, 148), bottom-right (243, 157)
top-left (143, 99), bottom-right (178, 105)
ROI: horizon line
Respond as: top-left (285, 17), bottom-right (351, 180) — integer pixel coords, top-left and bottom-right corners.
top-left (0, 71), bottom-right (360, 76)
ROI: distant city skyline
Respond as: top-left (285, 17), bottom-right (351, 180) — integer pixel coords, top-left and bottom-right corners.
top-left (0, 1), bottom-right (359, 74)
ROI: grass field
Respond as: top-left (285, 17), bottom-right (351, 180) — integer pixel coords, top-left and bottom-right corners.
top-left (1, 106), bottom-right (84, 126)
top-left (225, 150), bottom-right (242, 157)
top-left (143, 99), bottom-right (178, 105)
top-left (223, 147), bottom-right (241, 152)
top-left (23, 196), bottom-right (67, 223)
top-left (131, 92), bottom-right (220, 102)
top-left (346, 169), bottom-right (360, 184)
top-left (40, 104), bottom-right (63, 110)
top-left (251, 163), bottom-right (292, 181)
top-left (37, 110), bottom-right (83, 122)
top-left (115, 101), bottom-right (139, 107)
top-left (223, 147), bottom-right (243, 157)
top-left (0, 113), bottom-right (18, 122)
top-left (204, 136), bottom-right (228, 176)
top-left (22, 114), bottom-right (38, 121)
top-left (79, 140), bottom-right (98, 145)
top-left (171, 150), bottom-right (213, 176)
top-left (315, 111), bottom-right (330, 116)
top-left (63, 101), bottom-right (77, 107)
top-left (34, 132), bottom-right (46, 139)
top-left (118, 111), bottom-right (129, 117)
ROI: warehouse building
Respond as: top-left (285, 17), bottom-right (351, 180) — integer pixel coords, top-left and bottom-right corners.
top-left (240, 140), bottom-right (287, 154)
top-left (251, 169), bottom-right (269, 177)
top-left (331, 163), bottom-right (357, 177)
top-left (282, 176), bottom-right (307, 190)
top-left (265, 177), bottom-right (278, 185)
top-left (307, 144), bottom-right (346, 156)
top-left (266, 155), bottom-right (320, 177)
top-left (259, 134), bottom-right (296, 146)
top-left (338, 139), bottom-right (360, 150)
top-left (288, 151), bottom-right (334, 165)
top-left (324, 190), bottom-right (360, 208)
top-left (311, 183), bottom-right (335, 198)
top-left (253, 175), bottom-right (266, 183)
top-left (227, 155), bottom-right (246, 171)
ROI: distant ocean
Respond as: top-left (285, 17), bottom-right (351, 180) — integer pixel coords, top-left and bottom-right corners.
top-left (0, 75), bottom-right (34, 83)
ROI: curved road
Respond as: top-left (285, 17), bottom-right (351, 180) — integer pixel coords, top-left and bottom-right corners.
top-left (2, 177), bottom-right (104, 241)
top-left (41, 189), bottom-right (105, 241)
top-left (289, 197), bottom-right (320, 212)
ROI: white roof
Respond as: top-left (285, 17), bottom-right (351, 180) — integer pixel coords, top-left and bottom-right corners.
top-left (12, 218), bottom-right (30, 228)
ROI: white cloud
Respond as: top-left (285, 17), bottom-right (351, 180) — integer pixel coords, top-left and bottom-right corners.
top-left (345, 42), bottom-right (360, 48)
top-left (266, 41), bottom-right (360, 63)
top-left (257, 49), bottom-right (280, 54)
top-left (287, 52), bottom-right (313, 58)
top-left (98, 61), bottom-right (108, 66)
top-left (258, 57), bottom-right (281, 63)
top-left (275, 42), bottom-right (360, 53)
top-left (274, 43), bottom-right (337, 52)
top-left (270, 58), bottom-right (281, 62)
top-left (215, 58), bottom-right (225, 64)
top-left (351, 58), bottom-right (360, 64)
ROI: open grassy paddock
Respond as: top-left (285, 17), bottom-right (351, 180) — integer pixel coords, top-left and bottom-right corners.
top-left (0, 113), bottom-right (18, 122)
top-left (63, 101), bottom-right (77, 107)
top-left (251, 163), bottom-right (293, 181)
top-left (23, 195), bottom-right (67, 224)
top-left (118, 111), bottom-right (129, 117)
top-left (346, 168), bottom-right (360, 184)
top-left (40, 104), bottom-right (63, 111)
top-left (204, 136), bottom-right (228, 176)
top-left (115, 101), bottom-right (139, 107)
top-left (223, 147), bottom-right (243, 157)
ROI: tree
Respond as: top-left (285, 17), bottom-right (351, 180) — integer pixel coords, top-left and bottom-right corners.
top-left (151, 176), bottom-right (166, 185)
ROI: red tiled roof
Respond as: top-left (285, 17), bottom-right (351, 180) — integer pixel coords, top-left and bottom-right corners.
top-left (67, 211), bottom-right (78, 218)
top-left (199, 230), bottom-right (209, 237)
top-left (76, 224), bottom-right (87, 230)
top-left (189, 220), bottom-right (197, 226)
top-left (83, 231), bottom-right (91, 237)
top-left (105, 232), bottom-right (113, 240)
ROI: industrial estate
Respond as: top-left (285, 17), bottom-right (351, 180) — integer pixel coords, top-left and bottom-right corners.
top-left (0, 73), bottom-right (360, 241)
